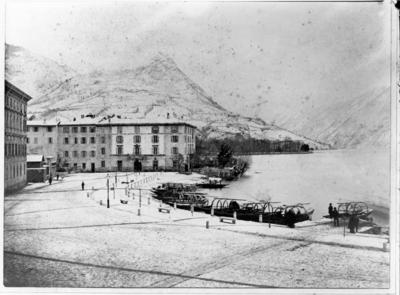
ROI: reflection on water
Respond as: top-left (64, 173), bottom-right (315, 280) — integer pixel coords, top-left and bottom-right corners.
top-left (200, 149), bottom-right (390, 226)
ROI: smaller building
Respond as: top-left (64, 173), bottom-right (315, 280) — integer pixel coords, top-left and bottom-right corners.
top-left (27, 154), bottom-right (46, 183)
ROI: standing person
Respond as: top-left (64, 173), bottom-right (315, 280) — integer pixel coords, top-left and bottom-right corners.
top-left (56, 174), bottom-right (59, 181)
top-left (81, 181), bottom-right (85, 191)
top-left (354, 215), bottom-right (360, 233)
top-left (348, 215), bottom-right (356, 233)
top-left (333, 207), bottom-right (339, 226)
top-left (286, 209), bottom-right (296, 228)
top-left (328, 203), bottom-right (333, 218)
top-left (49, 175), bottom-right (52, 185)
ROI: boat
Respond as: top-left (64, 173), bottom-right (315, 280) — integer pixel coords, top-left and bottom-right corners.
top-left (151, 182), bottom-right (197, 200)
top-left (196, 177), bottom-right (227, 189)
top-left (323, 201), bottom-right (373, 220)
top-left (164, 192), bottom-right (211, 211)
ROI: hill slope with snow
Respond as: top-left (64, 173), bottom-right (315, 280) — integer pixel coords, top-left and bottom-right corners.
top-left (5, 45), bottom-right (326, 148)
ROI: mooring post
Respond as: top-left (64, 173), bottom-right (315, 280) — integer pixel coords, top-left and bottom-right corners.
top-left (259, 214), bottom-right (263, 223)
top-left (211, 207), bottom-right (214, 216)
top-left (138, 208), bottom-right (141, 216)
top-left (206, 221), bottom-right (209, 229)
top-left (233, 211), bottom-right (237, 220)
top-left (87, 192), bottom-right (89, 198)
top-left (174, 202), bottom-right (177, 210)
top-left (148, 197), bottom-right (150, 205)
top-left (113, 184), bottom-right (115, 199)
top-left (139, 188), bottom-right (142, 208)
top-left (191, 204), bottom-right (194, 216)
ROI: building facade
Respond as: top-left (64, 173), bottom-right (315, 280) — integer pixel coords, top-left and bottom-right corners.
top-left (4, 81), bottom-right (31, 194)
top-left (27, 116), bottom-right (196, 173)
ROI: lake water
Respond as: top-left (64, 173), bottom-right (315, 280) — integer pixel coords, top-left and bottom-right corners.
top-left (200, 149), bottom-right (391, 226)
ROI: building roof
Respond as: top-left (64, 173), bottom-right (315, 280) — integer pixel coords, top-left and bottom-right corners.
top-left (27, 154), bottom-right (45, 162)
top-left (27, 119), bottom-right (59, 126)
top-left (5, 80), bottom-right (32, 102)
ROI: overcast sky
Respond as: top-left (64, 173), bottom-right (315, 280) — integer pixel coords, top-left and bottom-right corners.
top-left (5, 0), bottom-right (391, 120)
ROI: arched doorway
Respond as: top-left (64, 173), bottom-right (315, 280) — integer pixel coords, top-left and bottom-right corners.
top-left (134, 159), bottom-right (142, 172)
top-left (153, 159), bottom-right (158, 171)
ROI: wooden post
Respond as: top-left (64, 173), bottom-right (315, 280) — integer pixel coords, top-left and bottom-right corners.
top-left (139, 189), bottom-right (142, 208)
top-left (174, 202), bottom-right (177, 210)
top-left (138, 208), bottom-right (141, 216)
top-left (113, 184), bottom-right (115, 199)
top-left (259, 214), bottom-right (263, 223)
top-left (148, 197), bottom-right (150, 205)
top-left (233, 211), bottom-right (237, 220)
top-left (206, 221), bottom-right (209, 229)
top-left (191, 204), bottom-right (194, 216)
top-left (211, 207), bottom-right (214, 216)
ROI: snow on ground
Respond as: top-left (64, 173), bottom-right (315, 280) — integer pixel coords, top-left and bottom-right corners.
top-left (4, 172), bottom-right (390, 288)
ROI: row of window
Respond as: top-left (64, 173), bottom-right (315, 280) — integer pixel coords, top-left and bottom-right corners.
top-left (5, 143), bottom-right (27, 157)
top-left (5, 94), bottom-right (27, 114)
top-left (116, 126), bottom-right (179, 134)
top-left (115, 135), bottom-right (179, 144)
top-left (4, 162), bottom-right (26, 181)
top-left (63, 126), bottom-right (96, 133)
top-left (64, 137), bottom-right (99, 144)
top-left (5, 111), bottom-right (27, 132)
top-left (30, 126), bottom-right (53, 132)
top-left (115, 145), bottom-right (179, 155)
top-left (64, 150), bottom-right (100, 158)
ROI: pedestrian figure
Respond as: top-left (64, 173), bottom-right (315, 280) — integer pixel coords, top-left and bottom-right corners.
top-left (286, 209), bottom-right (296, 228)
top-left (328, 203), bottom-right (333, 218)
top-left (81, 181), bottom-right (85, 191)
top-left (56, 174), bottom-right (59, 181)
top-left (49, 176), bottom-right (52, 185)
top-left (354, 215), bottom-right (359, 233)
top-left (333, 207), bottom-right (339, 226)
top-left (348, 215), bottom-right (356, 233)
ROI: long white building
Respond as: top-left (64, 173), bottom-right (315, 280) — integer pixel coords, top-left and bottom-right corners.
top-left (27, 115), bottom-right (196, 172)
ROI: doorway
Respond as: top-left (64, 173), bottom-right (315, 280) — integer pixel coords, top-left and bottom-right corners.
top-left (117, 160), bottom-right (123, 172)
top-left (91, 163), bottom-right (95, 173)
top-left (134, 159), bottom-right (142, 172)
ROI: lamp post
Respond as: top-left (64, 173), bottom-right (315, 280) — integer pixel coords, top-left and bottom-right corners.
top-left (107, 173), bottom-right (110, 208)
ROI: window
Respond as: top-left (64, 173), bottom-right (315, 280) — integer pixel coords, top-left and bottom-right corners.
top-left (90, 127), bottom-right (96, 133)
top-left (34, 127), bottom-right (39, 132)
top-left (90, 150), bottom-right (96, 157)
top-left (101, 147), bottom-right (106, 155)
top-left (116, 136), bottom-right (123, 143)
top-left (101, 136), bottom-right (106, 144)
top-left (81, 151), bottom-right (87, 157)
top-left (80, 127), bottom-right (87, 133)
top-left (117, 126), bottom-right (123, 133)
top-left (47, 126), bottom-right (53, 132)
top-left (73, 151), bottom-right (78, 157)
top-left (152, 126), bottom-right (159, 134)
top-left (117, 145), bottom-right (123, 155)
top-left (72, 127), bottom-right (78, 133)
top-left (134, 145), bottom-right (141, 155)
top-left (90, 137), bottom-right (95, 144)
top-left (152, 145), bottom-right (159, 155)
top-left (152, 135), bottom-right (159, 143)
top-left (134, 126), bottom-right (140, 133)
top-left (73, 163), bottom-right (78, 169)
top-left (171, 135), bottom-right (179, 143)
top-left (64, 137), bottom-right (69, 144)
top-left (48, 137), bottom-right (53, 144)
top-left (171, 126), bottom-right (178, 133)
top-left (172, 147), bottom-right (179, 155)
top-left (74, 137), bottom-right (78, 144)
top-left (34, 138), bottom-right (38, 144)
top-left (134, 135), bottom-right (141, 143)
top-left (101, 161), bottom-right (105, 168)
top-left (63, 127), bottom-right (69, 133)
top-left (82, 163), bottom-right (86, 170)
top-left (64, 151), bottom-right (69, 157)
top-left (81, 137), bottom-right (86, 144)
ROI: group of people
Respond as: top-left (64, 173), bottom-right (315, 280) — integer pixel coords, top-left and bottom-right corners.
top-left (328, 203), bottom-right (359, 233)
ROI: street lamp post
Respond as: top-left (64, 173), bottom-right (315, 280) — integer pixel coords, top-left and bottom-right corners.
top-left (107, 173), bottom-right (110, 208)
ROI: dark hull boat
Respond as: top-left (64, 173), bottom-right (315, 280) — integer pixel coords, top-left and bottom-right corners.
top-left (196, 183), bottom-right (227, 189)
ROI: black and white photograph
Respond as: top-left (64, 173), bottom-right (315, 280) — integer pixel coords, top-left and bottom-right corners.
top-left (2, 0), bottom-right (399, 292)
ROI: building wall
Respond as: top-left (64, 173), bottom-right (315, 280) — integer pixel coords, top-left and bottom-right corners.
top-left (4, 81), bottom-right (30, 194)
top-left (27, 125), bottom-right (58, 158)
top-left (26, 121), bottom-right (196, 173)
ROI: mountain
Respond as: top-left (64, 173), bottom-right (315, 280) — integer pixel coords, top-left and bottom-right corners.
top-left (5, 45), bottom-right (326, 149)
top-left (5, 43), bottom-right (76, 99)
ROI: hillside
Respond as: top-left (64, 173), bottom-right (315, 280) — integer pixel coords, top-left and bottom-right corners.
top-left (5, 45), bottom-right (326, 149)
top-left (5, 44), bottom-right (76, 99)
